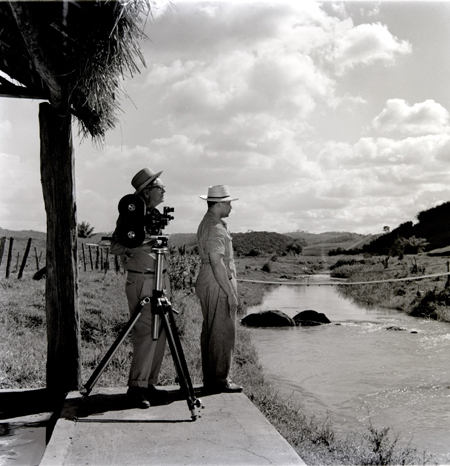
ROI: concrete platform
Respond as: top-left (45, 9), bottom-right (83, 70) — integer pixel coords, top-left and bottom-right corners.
top-left (40, 386), bottom-right (306, 466)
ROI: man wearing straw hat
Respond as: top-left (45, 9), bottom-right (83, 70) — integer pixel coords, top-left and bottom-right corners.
top-left (111, 167), bottom-right (171, 409)
top-left (196, 185), bottom-right (243, 393)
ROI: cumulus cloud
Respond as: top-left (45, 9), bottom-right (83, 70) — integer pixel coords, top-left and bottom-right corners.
top-left (325, 21), bottom-right (411, 75)
top-left (371, 99), bottom-right (450, 136)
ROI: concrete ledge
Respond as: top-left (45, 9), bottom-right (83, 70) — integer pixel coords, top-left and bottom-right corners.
top-left (40, 386), bottom-right (306, 465)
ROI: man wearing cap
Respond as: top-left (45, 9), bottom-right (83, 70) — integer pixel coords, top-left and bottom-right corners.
top-left (111, 167), bottom-right (171, 408)
top-left (196, 185), bottom-right (243, 393)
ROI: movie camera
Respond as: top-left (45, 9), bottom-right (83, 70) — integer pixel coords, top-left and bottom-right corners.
top-left (116, 194), bottom-right (174, 248)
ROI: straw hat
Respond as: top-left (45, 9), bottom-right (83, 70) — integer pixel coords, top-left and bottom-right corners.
top-left (132, 167), bottom-right (163, 194)
top-left (199, 185), bottom-right (239, 202)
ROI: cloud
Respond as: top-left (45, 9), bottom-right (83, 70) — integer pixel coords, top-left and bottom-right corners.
top-left (327, 21), bottom-right (411, 75)
top-left (0, 151), bottom-right (44, 230)
top-left (371, 99), bottom-right (450, 136)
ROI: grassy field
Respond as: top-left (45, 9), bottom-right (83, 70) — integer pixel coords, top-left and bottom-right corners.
top-left (0, 252), bottom-right (438, 465)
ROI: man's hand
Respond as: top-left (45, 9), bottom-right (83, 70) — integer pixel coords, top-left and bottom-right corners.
top-left (140, 240), bottom-right (157, 252)
top-left (228, 294), bottom-right (238, 315)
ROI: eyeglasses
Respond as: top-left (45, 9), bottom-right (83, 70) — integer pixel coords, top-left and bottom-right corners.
top-left (146, 185), bottom-right (165, 193)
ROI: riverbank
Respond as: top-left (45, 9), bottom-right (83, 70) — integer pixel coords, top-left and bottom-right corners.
top-left (328, 253), bottom-right (450, 323)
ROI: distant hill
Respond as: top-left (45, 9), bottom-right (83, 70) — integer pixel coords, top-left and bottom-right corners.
top-left (361, 201), bottom-right (450, 255)
top-left (285, 231), bottom-right (365, 245)
top-left (284, 231), bottom-right (366, 256)
top-left (231, 231), bottom-right (299, 256)
top-left (168, 233), bottom-right (197, 249)
top-left (0, 227), bottom-right (375, 260)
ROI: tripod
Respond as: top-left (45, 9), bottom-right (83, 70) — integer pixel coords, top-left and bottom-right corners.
top-left (80, 236), bottom-right (202, 420)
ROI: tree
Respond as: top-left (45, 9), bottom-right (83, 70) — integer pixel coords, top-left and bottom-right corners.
top-left (383, 226), bottom-right (390, 233)
top-left (0, 1), bottom-right (154, 394)
top-left (78, 221), bottom-right (95, 239)
top-left (404, 236), bottom-right (428, 254)
top-left (287, 242), bottom-right (303, 256)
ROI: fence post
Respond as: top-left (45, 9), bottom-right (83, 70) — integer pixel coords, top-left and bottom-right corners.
top-left (95, 246), bottom-right (99, 270)
top-left (0, 237), bottom-right (6, 267)
top-left (18, 238), bottom-right (32, 279)
top-left (88, 245), bottom-right (93, 270)
top-left (115, 254), bottom-right (120, 273)
top-left (82, 243), bottom-right (86, 272)
top-left (446, 262), bottom-right (450, 289)
top-left (104, 248), bottom-right (109, 274)
top-left (34, 246), bottom-right (40, 270)
top-left (5, 237), bottom-right (14, 279)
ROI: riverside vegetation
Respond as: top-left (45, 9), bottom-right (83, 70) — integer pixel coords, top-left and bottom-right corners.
top-left (0, 250), bottom-right (440, 465)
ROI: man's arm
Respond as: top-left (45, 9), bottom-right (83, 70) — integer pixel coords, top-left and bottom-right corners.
top-left (209, 251), bottom-right (238, 313)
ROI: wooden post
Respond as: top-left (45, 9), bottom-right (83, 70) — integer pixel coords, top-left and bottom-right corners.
top-left (104, 248), bottom-right (109, 274)
top-left (446, 262), bottom-right (450, 289)
top-left (39, 102), bottom-right (80, 393)
top-left (95, 246), bottom-right (99, 270)
top-left (34, 246), bottom-right (40, 270)
top-left (115, 254), bottom-right (120, 273)
top-left (18, 238), bottom-right (32, 279)
top-left (88, 245), bottom-right (93, 270)
top-left (5, 237), bottom-right (14, 279)
top-left (100, 247), bottom-right (103, 270)
top-left (82, 243), bottom-right (86, 272)
top-left (0, 237), bottom-right (6, 267)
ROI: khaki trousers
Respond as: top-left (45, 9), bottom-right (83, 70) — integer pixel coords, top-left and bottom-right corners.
top-left (125, 273), bottom-right (167, 387)
top-left (196, 265), bottom-right (237, 387)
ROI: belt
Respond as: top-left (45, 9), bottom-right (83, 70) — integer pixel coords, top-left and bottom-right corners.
top-left (127, 270), bottom-right (155, 275)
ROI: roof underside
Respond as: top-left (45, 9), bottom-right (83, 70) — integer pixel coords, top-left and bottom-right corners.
top-left (0, 1), bottom-right (148, 139)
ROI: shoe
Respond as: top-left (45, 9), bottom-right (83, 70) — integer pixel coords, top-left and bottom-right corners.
top-left (145, 385), bottom-right (171, 405)
top-left (221, 381), bottom-right (243, 393)
top-left (127, 387), bottom-right (150, 409)
top-left (204, 381), bottom-right (243, 394)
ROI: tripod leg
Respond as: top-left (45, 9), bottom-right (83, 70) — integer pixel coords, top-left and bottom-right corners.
top-left (159, 303), bottom-right (201, 420)
top-left (80, 297), bottom-right (150, 397)
top-left (165, 303), bottom-right (198, 399)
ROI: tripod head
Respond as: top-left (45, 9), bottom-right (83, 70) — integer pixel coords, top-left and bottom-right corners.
top-left (148, 235), bottom-right (170, 250)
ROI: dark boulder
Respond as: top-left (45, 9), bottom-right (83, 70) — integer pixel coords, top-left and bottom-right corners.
top-left (241, 310), bottom-right (295, 327)
top-left (293, 310), bottom-right (331, 326)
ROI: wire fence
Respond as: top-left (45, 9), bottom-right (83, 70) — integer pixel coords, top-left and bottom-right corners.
top-left (0, 236), bottom-right (120, 280)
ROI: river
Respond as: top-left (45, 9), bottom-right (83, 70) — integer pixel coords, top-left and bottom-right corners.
top-left (245, 274), bottom-right (450, 464)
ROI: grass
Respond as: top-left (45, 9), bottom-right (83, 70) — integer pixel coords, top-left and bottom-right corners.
top-left (0, 255), bottom-right (436, 465)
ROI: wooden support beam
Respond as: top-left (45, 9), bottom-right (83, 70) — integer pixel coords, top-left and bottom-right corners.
top-left (40, 102), bottom-right (80, 393)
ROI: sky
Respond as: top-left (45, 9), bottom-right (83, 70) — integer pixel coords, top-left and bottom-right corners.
top-left (1, 0), bottom-right (450, 235)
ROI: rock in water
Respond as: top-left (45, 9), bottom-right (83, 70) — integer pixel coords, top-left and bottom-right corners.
top-left (293, 310), bottom-right (331, 326)
top-left (241, 310), bottom-right (295, 327)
